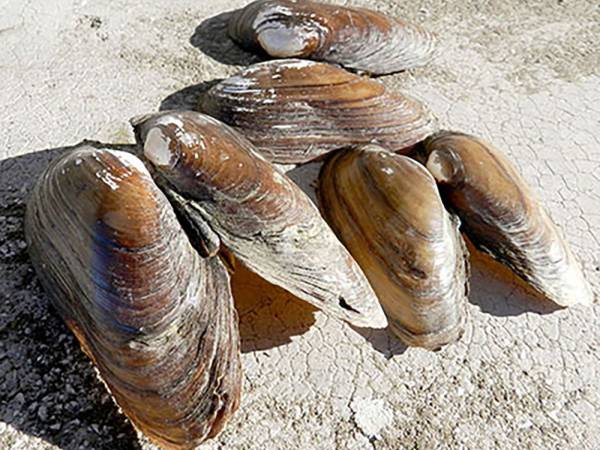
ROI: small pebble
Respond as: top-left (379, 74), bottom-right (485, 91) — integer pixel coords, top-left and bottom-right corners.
top-left (13, 392), bottom-right (25, 408)
top-left (38, 405), bottom-right (48, 421)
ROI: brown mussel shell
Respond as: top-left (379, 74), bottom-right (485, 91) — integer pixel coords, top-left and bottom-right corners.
top-left (318, 145), bottom-right (469, 349)
top-left (417, 131), bottom-right (593, 307)
top-left (132, 111), bottom-right (388, 329)
top-left (25, 145), bottom-right (242, 449)
top-left (200, 59), bottom-right (437, 164)
top-left (228, 0), bottom-right (436, 75)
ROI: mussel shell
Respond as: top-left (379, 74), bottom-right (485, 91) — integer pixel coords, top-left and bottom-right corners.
top-left (228, 0), bottom-right (436, 75)
top-left (24, 145), bottom-right (242, 449)
top-left (200, 59), bottom-right (437, 164)
top-left (132, 111), bottom-right (388, 329)
top-left (417, 131), bottom-right (593, 307)
top-left (318, 145), bottom-right (469, 349)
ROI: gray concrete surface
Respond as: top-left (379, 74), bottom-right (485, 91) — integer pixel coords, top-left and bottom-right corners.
top-left (1, 0), bottom-right (599, 449)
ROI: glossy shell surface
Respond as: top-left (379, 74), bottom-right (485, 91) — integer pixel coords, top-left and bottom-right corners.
top-left (25, 145), bottom-right (242, 449)
top-left (132, 111), bottom-right (388, 329)
top-left (318, 145), bottom-right (469, 349)
top-left (200, 59), bottom-right (437, 164)
top-left (228, 0), bottom-right (436, 74)
top-left (419, 131), bottom-right (594, 307)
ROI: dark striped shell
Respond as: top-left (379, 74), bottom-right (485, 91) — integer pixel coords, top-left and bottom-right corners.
top-left (228, 0), bottom-right (436, 74)
top-left (132, 111), bottom-right (388, 329)
top-left (200, 59), bottom-right (437, 164)
top-left (25, 145), bottom-right (242, 449)
top-left (318, 145), bottom-right (469, 349)
top-left (418, 131), bottom-right (594, 307)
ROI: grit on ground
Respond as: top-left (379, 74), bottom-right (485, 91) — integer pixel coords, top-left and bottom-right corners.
top-left (0, 0), bottom-right (599, 449)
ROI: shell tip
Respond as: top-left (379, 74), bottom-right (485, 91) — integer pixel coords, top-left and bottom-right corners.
top-left (130, 113), bottom-right (156, 128)
top-left (143, 128), bottom-right (173, 167)
top-left (426, 149), bottom-right (455, 183)
top-left (257, 26), bottom-right (308, 58)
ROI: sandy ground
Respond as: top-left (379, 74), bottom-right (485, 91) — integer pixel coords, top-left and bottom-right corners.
top-left (1, 0), bottom-right (600, 449)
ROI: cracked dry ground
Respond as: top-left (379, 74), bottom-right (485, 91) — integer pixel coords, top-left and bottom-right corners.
top-left (1, 0), bottom-right (599, 449)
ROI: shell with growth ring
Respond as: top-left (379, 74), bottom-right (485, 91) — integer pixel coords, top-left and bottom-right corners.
top-left (228, 0), bottom-right (436, 74)
top-left (318, 145), bottom-right (469, 349)
top-left (25, 145), bottom-right (242, 449)
top-left (417, 131), bottom-right (594, 307)
top-left (200, 59), bottom-right (437, 164)
top-left (132, 110), bottom-right (388, 329)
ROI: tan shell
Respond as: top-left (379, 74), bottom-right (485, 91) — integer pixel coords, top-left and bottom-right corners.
top-left (318, 145), bottom-right (469, 349)
top-left (132, 111), bottom-right (388, 329)
top-left (25, 145), bottom-right (242, 449)
top-left (228, 0), bottom-right (436, 75)
top-left (418, 131), bottom-right (594, 307)
top-left (200, 59), bottom-right (437, 164)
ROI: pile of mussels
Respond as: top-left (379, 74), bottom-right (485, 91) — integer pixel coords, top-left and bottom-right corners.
top-left (24, 0), bottom-right (594, 448)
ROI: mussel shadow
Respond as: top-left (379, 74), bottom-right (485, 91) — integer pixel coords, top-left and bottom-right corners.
top-left (190, 11), bottom-right (264, 67)
top-left (230, 255), bottom-right (399, 356)
top-left (0, 145), bottom-right (143, 449)
top-left (285, 161), bottom-right (322, 205)
top-left (466, 242), bottom-right (562, 317)
top-left (230, 264), bottom-right (317, 353)
top-left (159, 79), bottom-right (222, 112)
top-left (351, 326), bottom-right (408, 358)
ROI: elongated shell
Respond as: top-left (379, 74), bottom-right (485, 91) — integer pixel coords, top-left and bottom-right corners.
top-left (132, 111), bottom-right (387, 329)
top-left (228, 0), bottom-right (436, 74)
top-left (318, 145), bottom-right (469, 349)
top-left (418, 131), bottom-right (594, 307)
top-left (24, 145), bottom-right (241, 449)
top-left (200, 59), bottom-right (437, 164)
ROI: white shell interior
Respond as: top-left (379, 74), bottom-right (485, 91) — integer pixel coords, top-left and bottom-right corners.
top-left (257, 26), bottom-right (309, 57)
top-left (144, 127), bottom-right (173, 167)
top-left (426, 150), bottom-right (453, 183)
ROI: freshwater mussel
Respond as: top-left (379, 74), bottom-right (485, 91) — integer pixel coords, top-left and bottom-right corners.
top-left (25, 146), bottom-right (242, 449)
top-left (200, 59), bottom-right (437, 163)
top-left (228, 0), bottom-right (436, 75)
top-left (318, 145), bottom-right (469, 349)
top-left (416, 131), bottom-right (594, 307)
top-left (132, 110), bottom-right (387, 329)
